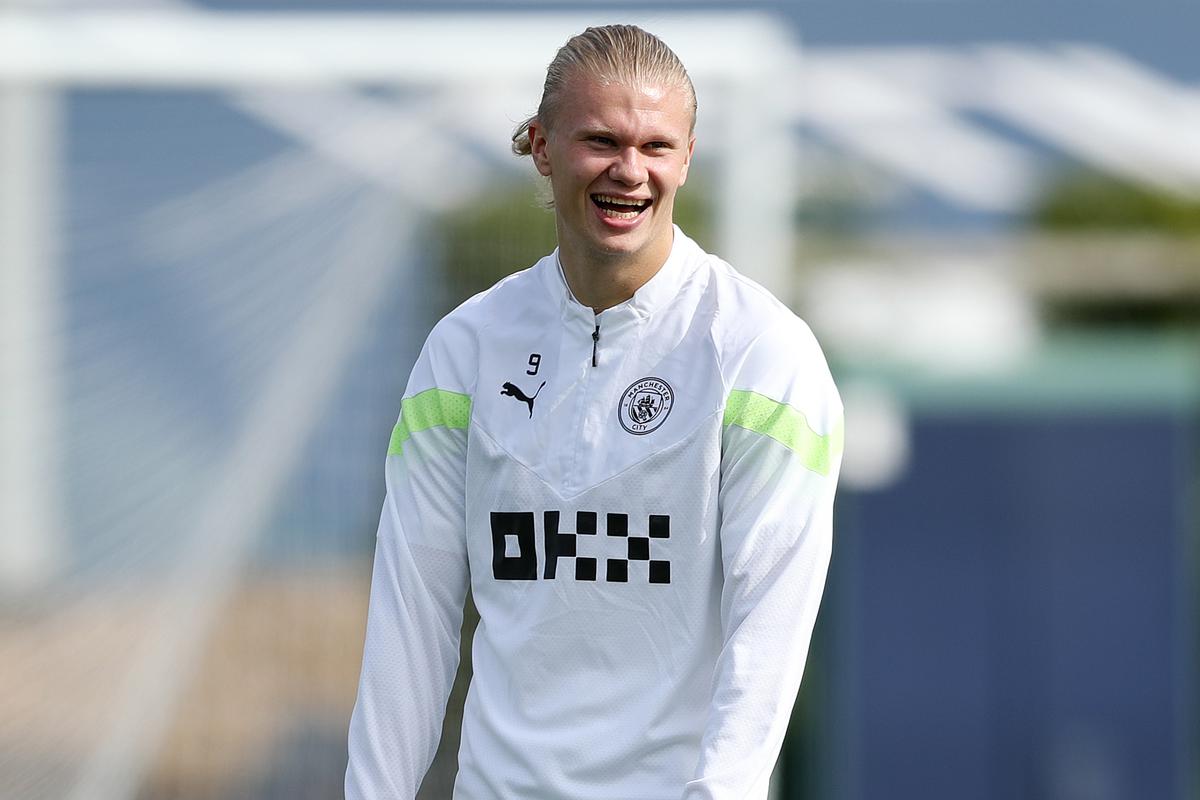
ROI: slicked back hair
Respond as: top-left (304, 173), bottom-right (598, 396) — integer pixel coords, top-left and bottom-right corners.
top-left (511, 24), bottom-right (697, 157)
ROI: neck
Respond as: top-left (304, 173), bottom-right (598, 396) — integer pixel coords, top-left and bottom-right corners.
top-left (557, 231), bottom-right (674, 314)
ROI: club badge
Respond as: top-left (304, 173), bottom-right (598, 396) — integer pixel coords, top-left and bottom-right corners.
top-left (618, 377), bottom-right (674, 435)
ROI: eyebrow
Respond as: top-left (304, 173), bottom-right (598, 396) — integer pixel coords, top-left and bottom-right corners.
top-left (577, 127), bottom-right (681, 145)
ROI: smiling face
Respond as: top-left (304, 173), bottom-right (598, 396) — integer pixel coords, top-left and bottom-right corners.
top-left (528, 71), bottom-right (695, 301)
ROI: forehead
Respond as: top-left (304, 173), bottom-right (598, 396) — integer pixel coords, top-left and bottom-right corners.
top-left (553, 73), bottom-right (694, 136)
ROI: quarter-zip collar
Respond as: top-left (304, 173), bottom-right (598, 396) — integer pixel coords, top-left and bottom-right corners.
top-left (540, 225), bottom-right (696, 325)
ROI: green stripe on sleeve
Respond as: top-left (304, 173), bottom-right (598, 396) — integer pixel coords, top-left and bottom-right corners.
top-left (388, 388), bottom-right (472, 456)
top-left (723, 389), bottom-right (843, 476)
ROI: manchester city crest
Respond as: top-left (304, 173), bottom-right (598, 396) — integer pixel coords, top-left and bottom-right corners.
top-left (618, 377), bottom-right (674, 435)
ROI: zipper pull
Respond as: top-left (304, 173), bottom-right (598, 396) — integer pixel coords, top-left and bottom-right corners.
top-left (591, 322), bottom-right (600, 367)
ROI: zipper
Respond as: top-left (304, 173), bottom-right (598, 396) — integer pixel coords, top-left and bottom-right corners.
top-left (567, 317), bottom-right (601, 495)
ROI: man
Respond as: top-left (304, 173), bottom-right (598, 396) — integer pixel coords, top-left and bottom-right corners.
top-left (346, 24), bottom-right (843, 800)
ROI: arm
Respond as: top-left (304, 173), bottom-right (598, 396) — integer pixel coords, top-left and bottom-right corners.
top-left (345, 335), bottom-right (473, 800)
top-left (684, 319), bottom-right (843, 799)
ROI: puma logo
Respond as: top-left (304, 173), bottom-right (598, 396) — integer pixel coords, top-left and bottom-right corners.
top-left (501, 381), bottom-right (545, 418)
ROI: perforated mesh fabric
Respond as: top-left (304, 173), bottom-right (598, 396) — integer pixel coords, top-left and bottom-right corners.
top-left (389, 389), bottom-right (473, 456)
top-left (723, 389), bottom-right (842, 475)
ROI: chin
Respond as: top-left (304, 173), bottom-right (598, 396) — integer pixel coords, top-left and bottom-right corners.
top-left (592, 233), bottom-right (648, 259)
top-left (592, 217), bottom-right (662, 251)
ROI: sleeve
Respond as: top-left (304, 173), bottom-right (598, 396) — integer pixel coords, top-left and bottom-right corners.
top-left (683, 316), bottom-right (844, 800)
top-left (345, 323), bottom-right (474, 800)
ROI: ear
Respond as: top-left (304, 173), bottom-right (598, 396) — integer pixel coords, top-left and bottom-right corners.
top-left (529, 119), bottom-right (552, 177)
top-left (678, 135), bottom-right (696, 186)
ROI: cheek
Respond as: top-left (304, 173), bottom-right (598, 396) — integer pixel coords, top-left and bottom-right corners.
top-left (561, 158), bottom-right (605, 194)
top-left (652, 164), bottom-right (687, 195)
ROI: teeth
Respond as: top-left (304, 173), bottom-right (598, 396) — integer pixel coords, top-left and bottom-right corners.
top-left (594, 194), bottom-right (649, 208)
top-left (602, 208), bottom-right (640, 219)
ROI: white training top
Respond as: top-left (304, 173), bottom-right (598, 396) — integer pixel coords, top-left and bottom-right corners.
top-left (345, 228), bottom-right (843, 800)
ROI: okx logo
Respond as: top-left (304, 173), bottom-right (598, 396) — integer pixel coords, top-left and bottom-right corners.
top-left (490, 511), bottom-right (670, 584)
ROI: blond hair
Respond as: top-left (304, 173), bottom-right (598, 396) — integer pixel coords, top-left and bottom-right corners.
top-left (511, 25), bottom-right (697, 157)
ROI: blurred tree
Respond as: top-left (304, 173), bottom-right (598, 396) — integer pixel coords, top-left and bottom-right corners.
top-left (432, 177), bottom-right (712, 317)
top-left (1028, 169), bottom-right (1200, 329)
top-left (1032, 170), bottom-right (1200, 233)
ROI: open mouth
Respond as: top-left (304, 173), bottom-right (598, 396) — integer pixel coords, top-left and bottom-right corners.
top-left (591, 194), bottom-right (651, 220)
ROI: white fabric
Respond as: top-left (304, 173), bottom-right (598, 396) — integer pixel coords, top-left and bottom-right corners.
top-left (346, 227), bottom-right (842, 800)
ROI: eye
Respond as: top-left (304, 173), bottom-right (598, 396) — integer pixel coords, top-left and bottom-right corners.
top-left (588, 135), bottom-right (616, 146)
top-left (646, 141), bottom-right (673, 151)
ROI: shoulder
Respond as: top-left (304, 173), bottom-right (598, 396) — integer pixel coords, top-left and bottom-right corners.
top-left (695, 256), bottom-right (825, 381)
top-left (694, 254), bottom-right (840, 425)
top-left (409, 255), bottom-right (552, 397)
top-left (433, 255), bottom-right (549, 343)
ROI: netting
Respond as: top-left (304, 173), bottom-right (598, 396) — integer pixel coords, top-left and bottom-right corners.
top-left (0, 86), bottom-right (533, 800)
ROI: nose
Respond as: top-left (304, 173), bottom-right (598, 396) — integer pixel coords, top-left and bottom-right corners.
top-left (608, 147), bottom-right (648, 186)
